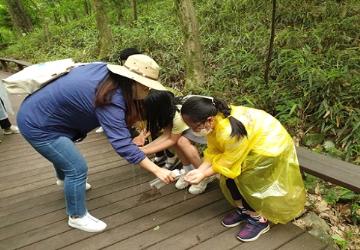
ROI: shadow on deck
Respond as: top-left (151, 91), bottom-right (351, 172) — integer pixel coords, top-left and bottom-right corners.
top-left (0, 71), bottom-right (329, 250)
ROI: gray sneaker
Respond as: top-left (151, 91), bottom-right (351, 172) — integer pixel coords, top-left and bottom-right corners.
top-left (175, 175), bottom-right (190, 189)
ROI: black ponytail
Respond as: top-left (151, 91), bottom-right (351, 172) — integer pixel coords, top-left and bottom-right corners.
top-left (181, 97), bottom-right (247, 139)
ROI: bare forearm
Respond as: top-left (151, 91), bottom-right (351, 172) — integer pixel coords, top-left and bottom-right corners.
top-left (203, 165), bottom-right (216, 177)
top-left (138, 157), bottom-right (160, 174)
top-left (142, 138), bottom-right (176, 154)
top-left (198, 161), bottom-right (212, 171)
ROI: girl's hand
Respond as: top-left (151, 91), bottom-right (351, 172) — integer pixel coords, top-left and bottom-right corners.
top-left (154, 167), bottom-right (174, 184)
top-left (184, 169), bottom-right (205, 184)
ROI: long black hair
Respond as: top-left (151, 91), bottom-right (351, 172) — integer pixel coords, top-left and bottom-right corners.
top-left (95, 72), bottom-right (144, 126)
top-left (95, 47), bottom-right (144, 126)
top-left (181, 97), bottom-right (247, 139)
top-left (144, 90), bottom-right (177, 136)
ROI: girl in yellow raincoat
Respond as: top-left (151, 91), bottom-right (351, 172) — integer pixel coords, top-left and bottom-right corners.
top-left (181, 96), bottom-right (305, 242)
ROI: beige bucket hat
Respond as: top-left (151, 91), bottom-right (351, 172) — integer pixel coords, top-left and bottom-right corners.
top-left (107, 54), bottom-right (167, 91)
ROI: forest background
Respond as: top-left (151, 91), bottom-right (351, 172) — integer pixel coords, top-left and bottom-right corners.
top-left (0, 0), bottom-right (359, 248)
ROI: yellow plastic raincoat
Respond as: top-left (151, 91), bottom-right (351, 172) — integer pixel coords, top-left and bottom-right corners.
top-left (204, 106), bottom-right (305, 224)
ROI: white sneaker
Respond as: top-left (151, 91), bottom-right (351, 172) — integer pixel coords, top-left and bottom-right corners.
top-left (3, 125), bottom-right (20, 135)
top-left (175, 175), bottom-right (190, 189)
top-left (95, 127), bottom-right (104, 133)
top-left (68, 212), bottom-right (107, 232)
top-left (56, 179), bottom-right (92, 191)
top-left (188, 175), bottom-right (217, 195)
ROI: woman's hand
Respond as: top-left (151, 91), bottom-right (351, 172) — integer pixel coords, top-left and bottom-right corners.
top-left (184, 169), bottom-right (205, 184)
top-left (132, 129), bottom-right (150, 146)
top-left (138, 157), bottom-right (175, 184)
top-left (154, 167), bottom-right (175, 184)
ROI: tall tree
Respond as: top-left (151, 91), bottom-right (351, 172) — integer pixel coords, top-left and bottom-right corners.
top-left (131, 0), bottom-right (137, 21)
top-left (109, 0), bottom-right (124, 24)
top-left (92, 0), bottom-right (113, 59)
top-left (4, 0), bottom-right (33, 33)
top-left (84, 0), bottom-right (92, 15)
top-left (175, 0), bottom-right (205, 90)
top-left (264, 0), bottom-right (277, 85)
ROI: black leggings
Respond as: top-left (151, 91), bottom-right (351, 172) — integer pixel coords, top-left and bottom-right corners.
top-left (0, 118), bottom-right (11, 129)
top-left (226, 178), bottom-right (254, 211)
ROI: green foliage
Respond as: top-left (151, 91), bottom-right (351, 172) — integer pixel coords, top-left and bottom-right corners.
top-left (304, 173), bottom-right (360, 225)
top-left (351, 202), bottom-right (360, 225)
top-left (331, 234), bottom-right (348, 250)
top-left (324, 187), bottom-right (357, 205)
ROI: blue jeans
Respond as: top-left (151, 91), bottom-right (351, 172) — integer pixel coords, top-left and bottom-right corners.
top-left (27, 136), bottom-right (88, 217)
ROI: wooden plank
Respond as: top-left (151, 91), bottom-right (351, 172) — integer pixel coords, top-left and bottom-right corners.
top-left (0, 132), bottom-right (104, 153)
top-left (145, 211), bottom-right (232, 250)
top-left (0, 133), bottom-right (107, 160)
top-left (0, 148), bottom-right (116, 180)
top-left (0, 173), bottom-right (156, 241)
top-left (297, 147), bottom-right (360, 192)
top-left (189, 226), bottom-right (242, 250)
top-left (103, 199), bottom-right (231, 249)
top-left (0, 140), bottom-right (115, 182)
top-left (57, 188), bottom-right (222, 250)
top-left (0, 159), bottom-right (126, 203)
top-left (277, 232), bottom-right (327, 250)
top-left (3, 187), bottom-right (219, 249)
top-left (0, 158), bottom-right (129, 211)
top-left (0, 168), bottom-right (151, 228)
top-left (0, 151), bottom-right (120, 188)
top-left (231, 223), bottom-right (304, 250)
top-left (0, 139), bottom-right (112, 171)
top-left (0, 149), bottom-right (116, 192)
top-left (0, 159), bottom-right (133, 211)
top-left (0, 138), bottom-right (112, 169)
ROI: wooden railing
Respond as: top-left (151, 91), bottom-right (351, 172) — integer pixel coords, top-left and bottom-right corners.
top-left (297, 147), bottom-right (360, 193)
top-left (0, 57), bottom-right (32, 72)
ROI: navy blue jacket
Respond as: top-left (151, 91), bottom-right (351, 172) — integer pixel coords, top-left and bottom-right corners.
top-left (17, 63), bottom-right (145, 164)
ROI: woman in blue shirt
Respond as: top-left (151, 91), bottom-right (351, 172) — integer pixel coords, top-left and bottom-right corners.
top-left (17, 54), bottom-right (174, 233)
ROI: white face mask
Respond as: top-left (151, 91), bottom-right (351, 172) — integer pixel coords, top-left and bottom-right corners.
top-left (192, 128), bottom-right (212, 137)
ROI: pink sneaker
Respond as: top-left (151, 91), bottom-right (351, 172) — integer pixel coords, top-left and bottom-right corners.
top-left (236, 217), bottom-right (270, 242)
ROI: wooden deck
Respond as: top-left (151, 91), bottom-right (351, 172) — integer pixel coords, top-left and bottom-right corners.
top-left (0, 71), bottom-right (330, 250)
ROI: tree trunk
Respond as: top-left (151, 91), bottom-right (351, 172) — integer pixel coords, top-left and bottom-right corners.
top-left (92, 0), bottom-right (113, 59)
top-left (4, 0), bottom-right (33, 33)
top-left (264, 0), bottom-right (277, 85)
top-left (132, 0), bottom-right (137, 21)
top-left (109, 0), bottom-right (124, 24)
top-left (84, 0), bottom-right (92, 15)
top-left (175, 0), bottom-right (205, 90)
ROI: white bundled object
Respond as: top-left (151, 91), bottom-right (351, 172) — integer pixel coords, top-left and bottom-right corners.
top-left (3, 58), bottom-right (76, 94)
top-left (149, 169), bottom-right (185, 189)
